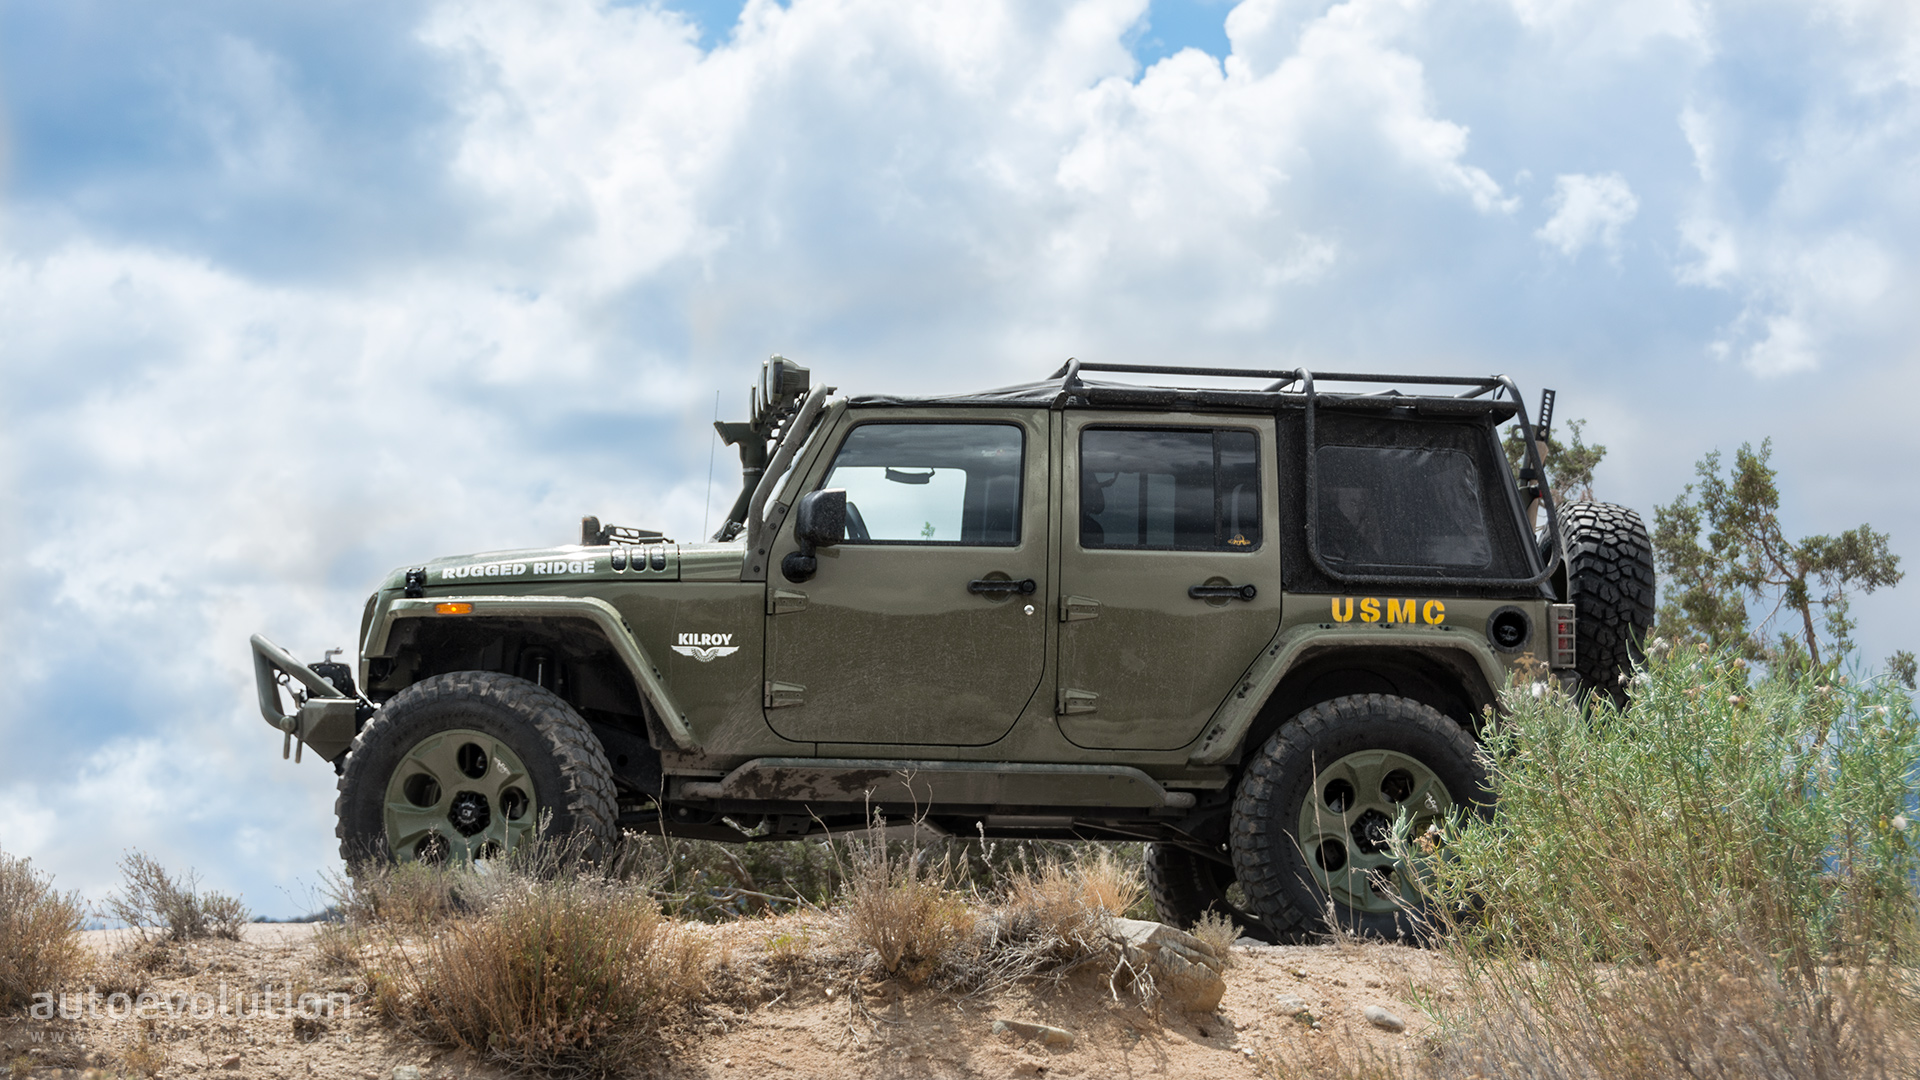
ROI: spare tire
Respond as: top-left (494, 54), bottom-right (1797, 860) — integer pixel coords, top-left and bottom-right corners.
top-left (1560, 501), bottom-right (1656, 707)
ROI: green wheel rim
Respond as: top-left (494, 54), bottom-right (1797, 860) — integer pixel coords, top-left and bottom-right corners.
top-left (1295, 749), bottom-right (1452, 915)
top-left (383, 728), bottom-right (538, 865)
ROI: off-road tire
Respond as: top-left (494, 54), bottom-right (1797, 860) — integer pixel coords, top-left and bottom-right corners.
top-left (1145, 844), bottom-right (1276, 943)
top-left (1562, 501), bottom-right (1656, 708)
top-left (336, 671), bottom-right (618, 867)
top-left (1230, 694), bottom-right (1488, 943)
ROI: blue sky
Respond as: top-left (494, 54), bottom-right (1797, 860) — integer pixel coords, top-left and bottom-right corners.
top-left (2, 0), bottom-right (1917, 916)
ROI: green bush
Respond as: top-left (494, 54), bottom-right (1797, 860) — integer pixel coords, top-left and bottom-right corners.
top-left (1408, 646), bottom-right (1920, 1078)
top-left (1418, 646), bottom-right (1917, 964)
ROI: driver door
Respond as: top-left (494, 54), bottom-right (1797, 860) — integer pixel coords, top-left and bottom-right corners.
top-left (763, 411), bottom-right (1051, 746)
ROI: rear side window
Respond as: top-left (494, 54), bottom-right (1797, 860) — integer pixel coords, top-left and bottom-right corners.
top-left (1080, 428), bottom-right (1261, 551)
top-left (822, 423), bottom-right (1023, 545)
top-left (1315, 445), bottom-right (1491, 568)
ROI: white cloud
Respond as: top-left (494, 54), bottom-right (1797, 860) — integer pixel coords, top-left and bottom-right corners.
top-left (1503, 0), bottom-right (1707, 55)
top-left (6, 0), bottom-right (1920, 911)
top-left (1535, 172), bottom-right (1639, 258)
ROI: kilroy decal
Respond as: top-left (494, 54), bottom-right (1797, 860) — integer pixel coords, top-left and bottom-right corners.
top-left (1330, 597), bottom-right (1447, 625)
top-left (673, 632), bottom-right (739, 663)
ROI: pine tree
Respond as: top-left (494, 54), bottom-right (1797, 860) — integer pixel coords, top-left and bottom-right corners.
top-left (1651, 439), bottom-right (1903, 670)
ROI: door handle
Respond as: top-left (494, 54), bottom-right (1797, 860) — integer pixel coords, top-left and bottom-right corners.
top-left (968, 578), bottom-right (1037, 596)
top-left (1189, 583), bottom-right (1258, 601)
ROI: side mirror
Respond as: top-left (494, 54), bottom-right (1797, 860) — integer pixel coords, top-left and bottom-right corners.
top-left (781, 488), bottom-right (846, 582)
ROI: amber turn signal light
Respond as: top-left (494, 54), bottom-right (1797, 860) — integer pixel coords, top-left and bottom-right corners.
top-left (435, 602), bottom-right (474, 615)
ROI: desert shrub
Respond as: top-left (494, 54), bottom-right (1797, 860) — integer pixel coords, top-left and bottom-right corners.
top-left (102, 852), bottom-right (250, 942)
top-left (0, 847), bottom-right (85, 1012)
top-left (313, 922), bottom-right (366, 975)
top-left (1189, 909), bottom-right (1239, 965)
top-left (838, 817), bottom-right (977, 984)
top-left (389, 876), bottom-right (708, 1077)
top-left (1408, 646), bottom-right (1920, 1078)
top-left (832, 819), bottom-right (1152, 991)
top-left (992, 849), bottom-right (1142, 973)
top-left (329, 859), bottom-right (473, 929)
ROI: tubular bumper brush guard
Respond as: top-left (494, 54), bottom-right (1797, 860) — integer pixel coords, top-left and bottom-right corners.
top-left (249, 634), bottom-right (362, 764)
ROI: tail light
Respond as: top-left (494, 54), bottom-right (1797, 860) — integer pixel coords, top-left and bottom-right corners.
top-left (1550, 604), bottom-right (1576, 668)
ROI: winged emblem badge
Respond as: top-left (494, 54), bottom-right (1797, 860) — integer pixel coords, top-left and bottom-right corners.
top-left (673, 632), bottom-right (739, 663)
top-left (672, 644), bottom-right (739, 663)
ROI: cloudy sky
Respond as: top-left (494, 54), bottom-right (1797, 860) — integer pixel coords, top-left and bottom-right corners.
top-left (3, 0), bottom-right (1916, 916)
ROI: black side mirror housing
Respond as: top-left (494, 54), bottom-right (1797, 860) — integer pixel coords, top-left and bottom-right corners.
top-left (781, 488), bottom-right (846, 582)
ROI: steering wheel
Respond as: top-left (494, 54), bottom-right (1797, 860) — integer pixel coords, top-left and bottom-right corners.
top-left (844, 501), bottom-right (871, 543)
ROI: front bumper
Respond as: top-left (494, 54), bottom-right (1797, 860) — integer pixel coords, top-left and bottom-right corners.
top-left (250, 634), bottom-right (360, 763)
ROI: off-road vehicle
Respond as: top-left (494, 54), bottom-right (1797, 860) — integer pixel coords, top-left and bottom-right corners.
top-left (251, 358), bottom-right (1654, 941)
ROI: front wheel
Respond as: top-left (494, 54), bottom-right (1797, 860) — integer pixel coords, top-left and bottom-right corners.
top-left (1145, 843), bottom-right (1276, 943)
top-left (1230, 694), bottom-right (1488, 943)
top-left (335, 671), bottom-right (618, 868)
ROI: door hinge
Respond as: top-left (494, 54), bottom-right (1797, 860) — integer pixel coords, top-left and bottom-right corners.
top-left (1060, 595), bottom-right (1101, 622)
top-left (1057, 688), bottom-right (1098, 715)
top-left (765, 681), bottom-right (806, 708)
top-left (768, 588), bottom-right (809, 615)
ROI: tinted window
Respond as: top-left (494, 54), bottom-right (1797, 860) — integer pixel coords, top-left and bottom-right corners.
top-left (1080, 429), bottom-right (1261, 551)
top-left (822, 423), bottom-right (1023, 544)
top-left (1316, 445), bottom-right (1491, 568)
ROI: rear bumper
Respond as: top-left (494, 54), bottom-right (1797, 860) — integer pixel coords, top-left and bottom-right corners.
top-left (249, 634), bottom-right (359, 763)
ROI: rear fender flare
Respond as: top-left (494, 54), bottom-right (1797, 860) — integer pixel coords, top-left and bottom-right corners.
top-left (1188, 624), bottom-right (1506, 765)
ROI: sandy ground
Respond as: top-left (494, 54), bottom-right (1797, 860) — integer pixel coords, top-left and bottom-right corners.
top-left (4, 922), bottom-right (1456, 1079)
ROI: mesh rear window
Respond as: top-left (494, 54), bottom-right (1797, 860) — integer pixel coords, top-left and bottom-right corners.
top-left (1315, 445), bottom-right (1492, 569)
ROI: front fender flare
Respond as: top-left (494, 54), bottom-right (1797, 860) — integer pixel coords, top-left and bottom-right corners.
top-left (366, 595), bottom-right (694, 748)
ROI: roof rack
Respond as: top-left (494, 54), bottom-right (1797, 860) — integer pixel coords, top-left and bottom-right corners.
top-left (1049, 358), bottom-right (1511, 398)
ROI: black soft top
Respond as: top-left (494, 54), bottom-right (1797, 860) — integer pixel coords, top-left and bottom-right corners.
top-left (848, 361), bottom-right (1522, 423)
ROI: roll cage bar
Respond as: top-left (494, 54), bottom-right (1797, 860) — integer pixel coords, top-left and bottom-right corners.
top-left (1047, 359), bottom-right (1564, 589)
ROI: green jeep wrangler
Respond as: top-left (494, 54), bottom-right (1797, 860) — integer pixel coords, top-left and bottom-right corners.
top-left (251, 359), bottom-right (1654, 941)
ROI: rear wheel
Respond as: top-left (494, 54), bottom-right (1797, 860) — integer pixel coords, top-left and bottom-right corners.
top-left (1230, 694), bottom-right (1488, 942)
top-left (336, 671), bottom-right (617, 867)
top-left (1562, 500), bottom-right (1656, 707)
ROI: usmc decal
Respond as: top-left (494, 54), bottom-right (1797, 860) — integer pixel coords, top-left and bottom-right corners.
top-left (1330, 597), bottom-right (1447, 625)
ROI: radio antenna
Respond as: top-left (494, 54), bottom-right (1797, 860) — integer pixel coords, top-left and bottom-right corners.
top-left (701, 389), bottom-right (720, 538)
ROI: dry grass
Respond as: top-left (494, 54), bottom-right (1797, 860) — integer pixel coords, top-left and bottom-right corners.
top-left (0, 846), bottom-right (86, 1011)
top-left (839, 819), bottom-right (978, 984)
top-left (1190, 909), bottom-right (1239, 966)
top-left (101, 851), bottom-right (250, 942)
top-left (313, 921), bottom-right (367, 975)
top-left (831, 819), bottom-right (1157, 995)
top-left (328, 859), bottom-right (475, 930)
top-left (379, 876), bottom-right (710, 1078)
top-left (1420, 952), bottom-right (1919, 1080)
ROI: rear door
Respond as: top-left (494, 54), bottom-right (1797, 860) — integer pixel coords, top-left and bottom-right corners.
top-left (1054, 415), bottom-right (1283, 749)
top-left (763, 410), bottom-right (1050, 746)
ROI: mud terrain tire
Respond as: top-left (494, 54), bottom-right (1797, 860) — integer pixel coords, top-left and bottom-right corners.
top-left (1562, 500), bottom-right (1656, 707)
top-left (336, 671), bottom-right (617, 867)
top-left (1145, 844), bottom-right (1275, 943)
top-left (1230, 694), bottom-right (1488, 943)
